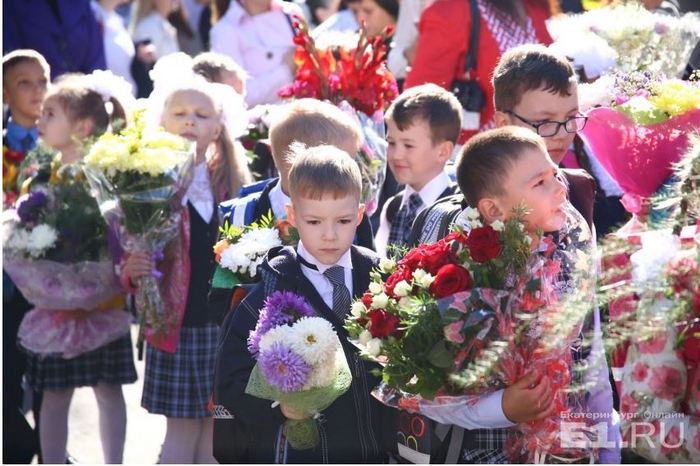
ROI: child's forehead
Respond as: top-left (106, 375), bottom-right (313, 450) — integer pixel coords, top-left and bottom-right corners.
top-left (387, 116), bottom-right (432, 135)
top-left (292, 192), bottom-right (360, 209)
top-left (5, 60), bottom-right (48, 80)
top-left (166, 88), bottom-right (216, 107)
top-left (513, 83), bottom-right (579, 116)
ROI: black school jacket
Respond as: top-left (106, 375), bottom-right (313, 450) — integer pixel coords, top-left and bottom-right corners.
top-left (214, 245), bottom-right (392, 464)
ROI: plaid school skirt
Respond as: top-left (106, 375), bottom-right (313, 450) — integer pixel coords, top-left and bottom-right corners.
top-left (25, 331), bottom-right (137, 391)
top-left (141, 324), bottom-right (219, 418)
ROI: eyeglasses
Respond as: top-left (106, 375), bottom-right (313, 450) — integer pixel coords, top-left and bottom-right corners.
top-left (505, 111), bottom-right (588, 137)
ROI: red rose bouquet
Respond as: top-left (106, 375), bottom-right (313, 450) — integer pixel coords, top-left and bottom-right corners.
top-left (278, 19), bottom-right (398, 215)
top-left (345, 204), bottom-right (598, 462)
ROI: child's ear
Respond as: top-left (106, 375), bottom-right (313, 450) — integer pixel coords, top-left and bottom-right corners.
top-left (285, 203), bottom-right (297, 227)
top-left (493, 111), bottom-right (510, 129)
top-left (356, 203), bottom-right (366, 225)
top-left (477, 197), bottom-right (505, 224)
top-left (73, 118), bottom-right (95, 139)
top-left (437, 140), bottom-right (454, 163)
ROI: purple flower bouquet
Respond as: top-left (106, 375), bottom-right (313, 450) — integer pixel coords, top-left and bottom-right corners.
top-left (245, 291), bottom-right (352, 450)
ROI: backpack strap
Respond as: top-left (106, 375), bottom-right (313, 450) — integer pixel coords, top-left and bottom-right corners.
top-left (384, 192), bottom-right (405, 225)
top-left (408, 194), bottom-right (466, 246)
top-left (218, 178), bottom-right (276, 226)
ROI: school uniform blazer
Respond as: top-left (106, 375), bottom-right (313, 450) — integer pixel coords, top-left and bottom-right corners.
top-left (214, 245), bottom-right (390, 463)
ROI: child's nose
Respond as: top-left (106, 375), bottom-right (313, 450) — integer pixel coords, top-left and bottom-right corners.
top-left (322, 223), bottom-right (338, 240)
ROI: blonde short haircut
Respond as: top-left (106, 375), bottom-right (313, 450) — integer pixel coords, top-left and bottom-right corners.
top-left (287, 144), bottom-right (362, 201)
top-left (269, 99), bottom-right (362, 165)
top-left (192, 52), bottom-right (249, 83)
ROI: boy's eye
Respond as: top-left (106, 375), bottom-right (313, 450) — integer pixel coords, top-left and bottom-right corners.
top-left (306, 220), bottom-right (320, 225)
top-left (339, 219), bottom-right (352, 224)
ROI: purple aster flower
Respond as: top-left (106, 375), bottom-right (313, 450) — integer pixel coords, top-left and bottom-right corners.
top-left (15, 191), bottom-right (48, 224)
top-left (248, 291), bottom-right (315, 355)
top-left (259, 342), bottom-right (311, 392)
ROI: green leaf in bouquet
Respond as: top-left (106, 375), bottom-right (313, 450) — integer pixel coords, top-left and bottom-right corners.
top-left (211, 265), bottom-right (242, 289)
top-left (427, 341), bottom-right (453, 369)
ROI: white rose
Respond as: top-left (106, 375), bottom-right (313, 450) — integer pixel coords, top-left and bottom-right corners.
top-left (379, 258), bottom-right (396, 274)
top-left (398, 297), bottom-right (413, 309)
top-left (351, 301), bottom-right (366, 317)
top-left (490, 220), bottom-right (505, 232)
top-left (359, 330), bottom-right (373, 345)
top-left (368, 282), bottom-right (383, 295)
top-left (393, 280), bottom-right (412, 297)
top-left (367, 338), bottom-right (383, 357)
top-left (469, 220), bottom-right (482, 229)
top-left (371, 293), bottom-right (389, 309)
top-left (412, 269), bottom-right (435, 289)
top-left (465, 207), bottom-right (480, 220)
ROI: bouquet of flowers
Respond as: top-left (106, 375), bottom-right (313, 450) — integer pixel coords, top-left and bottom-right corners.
top-left (579, 71), bottom-right (700, 220)
top-left (3, 144), bottom-right (25, 208)
top-left (597, 142), bottom-right (700, 463)
top-left (345, 204), bottom-right (598, 462)
top-left (3, 159), bottom-right (130, 358)
top-left (546, 4), bottom-right (700, 78)
top-left (278, 19), bottom-right (398, 215)
top-left (83, 110), bottom-right (193, 341)
top-left (245, 291), bottom-right (352, 450)
top-left (211, 211), bottom-right (298, 289)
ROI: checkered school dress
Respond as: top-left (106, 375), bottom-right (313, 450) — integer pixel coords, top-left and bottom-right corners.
top-left (141, 324), bottom-right (219, 418)
top-left (25, 332), bottom-right (137, 391)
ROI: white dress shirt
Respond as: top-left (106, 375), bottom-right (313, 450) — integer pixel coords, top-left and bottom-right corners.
top-left (91, 2), bottom-right (136, 94)
top-left (133, 11), bottom-right (180, 60)
top-left (297, 241), bottom-right (353, 311)
top-left (268, 179), bottom-right (291, 220)
top-left (210, 0), bottom-right (302, 107)
top-left (182, 162), bottom-right (214, 223)
top-left (375, 170), bottom-right (452, 258)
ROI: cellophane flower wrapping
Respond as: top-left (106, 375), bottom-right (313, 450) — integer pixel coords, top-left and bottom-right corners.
top-left (596, 135), bottom-right (700, 461)
top-left (579, 72), bottom-right (700, 212)
top-left (345, 204), bottom-right (600, 462)
top-left (278, 19), bottom-right (397, 216)
top-left (83, 111), bottom-right (194, 339)
top-left (3, 159), bottom-right (130, 358)
top-left (546, 4), bottom-right (700, 78)
top-left (244, 291), bottom-right (352, 450)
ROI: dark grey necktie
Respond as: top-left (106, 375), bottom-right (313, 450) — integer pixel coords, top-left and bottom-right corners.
top-left (323, 265), bottom-right (351, 320)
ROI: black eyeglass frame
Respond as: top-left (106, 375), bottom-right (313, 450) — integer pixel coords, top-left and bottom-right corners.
top-left (505, 111), bottom-right (588, 137)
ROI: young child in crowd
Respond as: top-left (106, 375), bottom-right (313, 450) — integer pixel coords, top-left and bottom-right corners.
top-left (412, 44), bottom-right (599, 245)
top-left (218, 98), bottom-right (375, 249)
top-left (3, 50), bottom-right (49, 154)
top-left (214, 145), bottom-right (389, 463)
top-left (418, 127), bottom-right (619, 463)
top-left (26, 72), bottom-right (136, 464)
top-left (3, 48), bottom-right (50, 464)
top-left (121, 76), bottom-right (252, 464)
top-left (374, 83), bottom-right (461, 258)
top-left (193, 51), bottom-right (248, 96)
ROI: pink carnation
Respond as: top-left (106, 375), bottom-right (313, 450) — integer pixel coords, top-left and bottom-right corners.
top-left (638, 332), bottom-right (668, 354)
top-left (620, 394), bottom-right (640, 415)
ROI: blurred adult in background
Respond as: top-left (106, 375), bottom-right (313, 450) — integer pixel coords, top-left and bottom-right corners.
top-left (405, 0), bottom-right (555, 142)
top-left (3, 0), bottom-right (106, 80)
top-left (386, 0), bottom-right (431, 88)
top-left (312, 0), bottom-right (362, 36)
top-left (129, 0), bottom-right (181, 97)
top-left (357, 0), bottom-right (398, 37)
top-left (209, 0), bottom-right (302, 107)
top-left (92, 0), bottom-right (138, 94)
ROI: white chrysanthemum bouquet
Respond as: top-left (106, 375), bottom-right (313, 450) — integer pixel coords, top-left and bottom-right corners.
top-left (84, 109), bottom-right (193, 340)
top-left (245, 291), bottom-right (352, 450)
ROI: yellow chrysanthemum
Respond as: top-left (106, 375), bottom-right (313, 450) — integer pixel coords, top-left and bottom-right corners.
top-left (649, 79), bottom-right (700, 117)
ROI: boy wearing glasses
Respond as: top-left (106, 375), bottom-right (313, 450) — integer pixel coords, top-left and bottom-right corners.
top-left (412, 44), bottom-right (600, 244)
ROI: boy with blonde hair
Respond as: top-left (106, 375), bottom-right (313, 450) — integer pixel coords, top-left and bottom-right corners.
top-left (215, 145), bottom-right (388, 463)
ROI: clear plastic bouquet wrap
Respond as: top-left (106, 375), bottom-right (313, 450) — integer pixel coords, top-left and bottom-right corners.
top-left (245, 291), bottom-right (352, 450)
top-left (3, 161), bottom-right (130, 358)
top-left (547, 4), bottom-right (700, 78)
top-left (345, 204), bottom-right (600, 462)
top-left (278, 19), bottom-right (397, 216)
top-left (83, 111), bottom-right (193, 340)
top-left (597, 144), bottom-right (700, 463)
